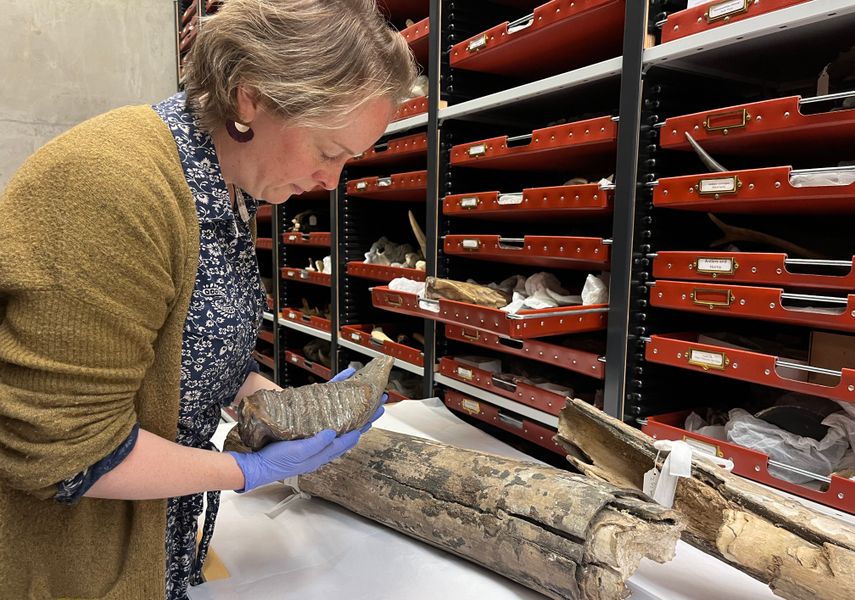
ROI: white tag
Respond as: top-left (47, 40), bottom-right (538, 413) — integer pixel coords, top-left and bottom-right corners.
top-left (456, 367), bottom-right (474, 380)
top-left (643, 467), bottom-right (660, 497)
top-left (697, 257), bottom-right (733, 273)
top-left (459, 197), bottom-right (479, 209)
top-left (356, 181), bottom-right (368, 190)
top-left (288, 312), bottom-right (297, 319)
top-left (378, 177), bottom-right (392, 187)
top-left (709, 0), bottom-right (746, 20)
top-left (698, 177), bottom-right (737, 194)
top-left (688, 349), bottom-right (726, 369)
top-left (350, 333), bottom-right (360, 341)
top-left (468, 143), bottom-right (486, 157)
top-left (461, 239), bottom-right (481, 250)
top-left (467, 34), bottom-right (487, 52)
top-left (497, 193), bottom-right (523, 205)
top-left (461, 399), bottom-right (481, 414)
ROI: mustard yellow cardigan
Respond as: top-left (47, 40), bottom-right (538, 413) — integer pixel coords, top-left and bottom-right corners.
top-left (0, 105), bottom-right (199, 598)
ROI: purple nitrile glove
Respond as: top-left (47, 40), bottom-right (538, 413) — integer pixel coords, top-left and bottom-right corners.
top-left (228, 428), bottom-right (362, 492)
top-left (329, 366), bottom-right (356, 382)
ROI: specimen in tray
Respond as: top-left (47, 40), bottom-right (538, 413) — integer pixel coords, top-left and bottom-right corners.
top-left (223, 356), bottom-right (393, 452)
top-left (424, 276), bottom-right (510, 308)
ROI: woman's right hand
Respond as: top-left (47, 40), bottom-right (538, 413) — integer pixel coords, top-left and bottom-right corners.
top-left (227, 428), bottom-right (361, 492)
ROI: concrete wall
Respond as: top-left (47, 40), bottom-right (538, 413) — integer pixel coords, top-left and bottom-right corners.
top-left (0, 0), bottom-right (177, 188)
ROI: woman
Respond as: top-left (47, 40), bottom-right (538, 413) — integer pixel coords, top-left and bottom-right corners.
top-left (0, 1), bottom-right (417, 598)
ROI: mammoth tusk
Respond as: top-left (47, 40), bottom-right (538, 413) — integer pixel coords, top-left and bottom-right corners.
top-left (408, 210), bottom-right (427, 257)
top-left (685, 132), bottom-right (728, 173)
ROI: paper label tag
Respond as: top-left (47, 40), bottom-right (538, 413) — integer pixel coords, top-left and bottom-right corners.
top-left (356, 181), bottom-right (368, 190)
top-left (456, 367), bottom-right (474, 381)
top-left (468, 143), bottom-right (486, 157)
top-left (709, 0), bottom-right (746, 20)
top-left (291, 356), bottom-right (299, 363)
top-left (288, 312), bottom-right (297, 319)
top-left (643, 467), bottom-right (660, 497)
top-left (461, 239), bottom-right (480, 250)
top-left (377, 177), bottom-right (392, 187)
top-left (698, 177), bottom-right (737, 194)
top-left (688, 349), bottom-right (726, 369)
top-left (459, 197), bottom-right (479, 209)
top-left (467, 34), bottom-right (487, 52)
top-left (683, 436), bottom-right (720, 457)
top-left (287, 234), bottom-right (298, 241)
top-left (350, 333), bottom-right (361, 341)
top-left (697, 257), bottom-right (734, 273)
top-left (461, 399), bottom-right (481, 414)
top-left (497, 193), bottom-right (523, 206)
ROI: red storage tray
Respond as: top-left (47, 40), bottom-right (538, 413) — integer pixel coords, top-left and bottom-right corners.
top-left (445, 324), bottom-right (604, 378)
top-left (440, 357), bottom-right (567, 415)
top-left (386, 389), bottom-right (410, 403)
top-left (661, 0), bottom-right (810, 43)
top-left (444, 235), bottom-right (610, 270)
top-left (285, 350), bottom-right (332, 380)
top-left (281, 231), bottom-right (332, 247)
top-left (181, 1), bottom-right (197, 25)
top-left (393, 96), bottom-right (428, 121)
top-left (257, 329), bottom-right (274, 344)
top-left (402, 17), bottom-right (429, 65)
top-left (653, 166), bottom-right (855, 213)
top-left (255, 237), bottom-right (272, 251)
top-left (642, 409), bottom-right (855, 514)
top-left (346, 170), bottom-right (427, 201)
top-left (450, 116), bottom-right (617, 171)
top-left (443, 183), bottom-right (613, 220)
top-left (266, 295), bottom-right (273, 310)
top-left (653, 251), bottom-right (855, 292)
top-left (281, 267), bottom-right (331, 287)
top-left (450, 0), bottom-right (624, 78)
top-left (660, 96), bottom-right (855, 157)
top-left (371, 286), bottom-right (607, 339)
top-left (646, 332), bottom-right (855, 404)
top-left (340, 324), bottom-right (424, 367)
top-left (281, 307), bottom-right (332, 333)
top-left (650, 280), bottom-right (855, 333)
top-left (346, 261), bottom-right (426, 283)
top-left (256, 204), bottom-right (272, 222)
top-left (252, 351), bottom-right (275, 370)
top-left (444, 389), bottom-right (565, 455)
top-left (347, 132), bottom-right (428, 168)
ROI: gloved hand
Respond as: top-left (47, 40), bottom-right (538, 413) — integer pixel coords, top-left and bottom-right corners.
top-left (228, 394), bottom-right (387, 492)
top-left (228, 428), bottom-right (360, 492)
top-left (329, 366), bottom-right (356, 382)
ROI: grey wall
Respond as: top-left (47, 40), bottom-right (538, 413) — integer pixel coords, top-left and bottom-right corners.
top-left (0, 0), bottom-right (177, 188)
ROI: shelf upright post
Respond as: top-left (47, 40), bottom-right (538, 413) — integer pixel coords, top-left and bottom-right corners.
top-left (602, 0), bottom-right (649, 420)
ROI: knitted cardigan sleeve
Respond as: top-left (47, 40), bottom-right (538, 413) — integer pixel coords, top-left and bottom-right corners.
top-left (0, 106), bottom-right (193, 499)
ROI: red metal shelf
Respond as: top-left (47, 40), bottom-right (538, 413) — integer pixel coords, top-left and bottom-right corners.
top-left (255, 237), bottom-right (273, 251)
top-left (650, 280), bottom-right (855, 333)
top-left (660, 96), bottom-right (855, 158)
top-left (281, 267), bottom-right (331, 287)
top-left (266, 295), bottom-right (273, 311)
top-left (450, 116), bottom-right (617, 171)
top-left (346, 132), bottom-right (428, 168)
top-left (402, 16), bottom-right (430, 65)
top-left (444, 389), bottom-right (564, 455)
top-left (393, 96), bottom-right (428, 122)
top-left (281, 231), bottom-right (332, 247)
top-left (445, 324), bottom-right (604, 379)
top-left (346, 261), bottom-right (427, 283)
top-left (386, 389), bottom-right (410, 403)
top-left (440, 357), bottom-right (567, 416)
top-left (371, 286), bottom-right (607, 339)
top-left (256, 204), bottom-right (272, 222)
top-left (443, 183), bottom-right (613, 220)
top-left (444, 235), bottom-right (610, 270)
top-left (653, 166), bottom-right (855, 213)
top-left (450, 0), bottom-right (624, 78)
top-left (285, 350), bottom-right (332, 380)
top-left (252, 351), bottom-right (275, 371)
top-left (661, 0), bottom-right (810, 43)
top-left (653, 251), bottom-right (855, 292)
top-left (280, 308), bottom-right (332, 333)
top-left (346, 170), bottom-right (427, 201)
top-left (340, 324), bottom-right (424, 367)
top-left (646, 332), bottom-right (855, 404)
top-left (257, 329), bottom-right (274, 344)
top-left (643, 409), bottom-right (855, 514)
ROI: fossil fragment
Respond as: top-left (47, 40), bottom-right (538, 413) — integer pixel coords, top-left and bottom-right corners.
top-left (425, 276), bottom-right (510, 308)
top-left (224, 356), bottom-right (393, 452)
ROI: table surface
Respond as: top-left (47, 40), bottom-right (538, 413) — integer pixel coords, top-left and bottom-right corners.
top-left (190, 399), bottom-right (780, 600)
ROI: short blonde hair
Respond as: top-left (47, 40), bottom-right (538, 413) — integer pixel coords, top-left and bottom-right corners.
top-left (182, 0), bottom-right (418, 132)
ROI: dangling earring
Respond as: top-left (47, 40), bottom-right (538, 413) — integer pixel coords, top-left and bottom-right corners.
top-left (226, 120), bottom-right (254, 143)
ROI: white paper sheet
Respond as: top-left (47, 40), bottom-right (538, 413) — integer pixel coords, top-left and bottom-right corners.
top-left (192, 399), bottom-right (778, 600)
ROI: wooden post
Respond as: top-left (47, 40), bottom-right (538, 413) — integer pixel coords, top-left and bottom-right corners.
top-left (556, 396), bottom-right (855, 600)
top-left (299, 428), bottom-right (683, 600)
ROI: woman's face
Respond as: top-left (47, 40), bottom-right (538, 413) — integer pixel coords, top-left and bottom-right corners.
top-left (223, 92), bottom-right (396, 203)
